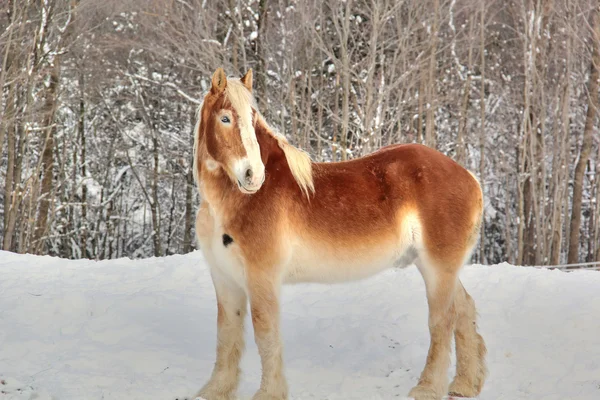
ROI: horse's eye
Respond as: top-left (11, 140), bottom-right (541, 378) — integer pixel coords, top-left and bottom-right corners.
top-left (221, 116), bottom-right (230, 124)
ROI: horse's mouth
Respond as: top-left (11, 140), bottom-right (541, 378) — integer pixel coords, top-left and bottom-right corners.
top-left (237, 180), bottom-right (259, 194)
top-left (237, 173), bottom-right (265, 194)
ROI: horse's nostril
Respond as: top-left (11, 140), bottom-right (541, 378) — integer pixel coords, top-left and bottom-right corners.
top-left (245, 168), bottom-right (253, 183)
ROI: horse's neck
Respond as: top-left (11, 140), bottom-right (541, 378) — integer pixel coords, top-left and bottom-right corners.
top-left (254, 117), bottom-right (285, 166)
top-left (255, 118), bottom-right (315, 199)
top-left (199, 168), bottom-right (231, 209)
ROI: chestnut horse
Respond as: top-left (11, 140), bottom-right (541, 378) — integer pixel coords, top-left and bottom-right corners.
top-left (190, 68), bottom-right (487, 400)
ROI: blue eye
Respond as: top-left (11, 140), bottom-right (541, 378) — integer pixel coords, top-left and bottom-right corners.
top-left (221, 116), bottom-right (230, 123)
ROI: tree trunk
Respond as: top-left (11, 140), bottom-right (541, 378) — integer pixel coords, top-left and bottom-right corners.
top-left (594, 156), bottom-right (600, 262)
top-left (424, 0), bottom-right (439, 149)
top-left (227, 0), bottom-right (238, 71)
top-left (34, 58), bottom-right (60, 253)
top-left (2, 89), bottom-right (17, 251)
top-left (568, 7), bottom-right (599, 264)
top-left (517, 143), bottom-right (525, 265)
top-left (165, 176), bottom-right (177, 255)
top-left (339, 0), bottom-right (352, 160)
top-left (523, 156), bottom-right (535, 264)
top-left (151, 135), bottom-right (162, 257)
top-left (363, 1), bottom-right (381, 155)
top-left (501, 153), bottom-right (512, 263)
top-left (456, 76), bottom-right (471, 165)
top-left (333, 74), bottom-right (340, 161)
top-left (255, 0), bottom-right (269, 112)
top-left (79, 70), bottom-right (88, 258)
top-left (478, 0), bottom-right (486, 263)
top-left (587, 158), bottom-right (595, 261)
top-left (0, 0), bottom-right (17, 162)
top-left (182, 110), bottom-right (196, 253)
top-left (550, 39), bottom-right (572, 265)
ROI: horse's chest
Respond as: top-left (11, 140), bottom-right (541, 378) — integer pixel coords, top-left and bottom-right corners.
top-left (200, 211), bottom-right (248, 289)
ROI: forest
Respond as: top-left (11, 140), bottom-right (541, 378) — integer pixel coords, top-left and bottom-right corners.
top-left (0, 0), bottom-right (598, 266)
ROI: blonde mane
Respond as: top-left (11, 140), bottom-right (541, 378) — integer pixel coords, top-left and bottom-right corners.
top-left (281, 138), bottom-right (315, 198)
top-left (194, 78), bottom-right (315, 198)
top-left (255, 113), bottom-right (315, 198)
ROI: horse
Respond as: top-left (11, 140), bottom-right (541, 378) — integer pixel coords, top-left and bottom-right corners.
top-left (189, 68), bottom-right (487, 400)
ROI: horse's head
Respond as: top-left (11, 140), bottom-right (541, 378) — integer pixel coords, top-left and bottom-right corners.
top-left (199, 68), bottom-right (265, 194)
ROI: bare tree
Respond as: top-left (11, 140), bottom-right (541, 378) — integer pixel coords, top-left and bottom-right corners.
top-left (568, 3), bottom-right (600, 264)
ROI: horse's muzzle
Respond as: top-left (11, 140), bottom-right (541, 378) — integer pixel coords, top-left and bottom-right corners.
top-left (233, 158), bottom-right (265, 194)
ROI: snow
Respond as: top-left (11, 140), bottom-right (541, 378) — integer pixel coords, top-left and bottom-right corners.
top-left (1, 251), bottom-right (599, 400)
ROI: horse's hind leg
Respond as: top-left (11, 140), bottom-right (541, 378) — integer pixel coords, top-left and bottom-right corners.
top-left (408, 257), bottom-right (459, 400)
top-left (197, 271), bottom-right (247, 400)
top-left (449, 282), bottom-right (487, 397)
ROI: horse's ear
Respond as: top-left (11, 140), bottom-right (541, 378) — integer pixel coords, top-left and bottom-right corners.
top-left (240, 69), bottom-right (253, 92)
top-left (211, 68), bottom-right (227, 94)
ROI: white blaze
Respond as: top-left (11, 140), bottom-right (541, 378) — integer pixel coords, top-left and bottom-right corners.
top-left (225, 79), bottom-right (265, 192)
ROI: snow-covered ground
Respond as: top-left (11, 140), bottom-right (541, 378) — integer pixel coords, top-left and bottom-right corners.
top-left (1, 250), bottom-right (599, 400)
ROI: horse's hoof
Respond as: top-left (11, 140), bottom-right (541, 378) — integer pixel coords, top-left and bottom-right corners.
top-left (448, 378), bottom-right (479, 398)
top-left (408, 385), bottom-right (442, 400)
top-left (174, 396), bottom-right (208, 400)
top-left (251, 389), bottom-right (287, 400)
top-left (193, 388), bottom-right (235, 400)
top-left (448, 390), bottom-right (479, 398)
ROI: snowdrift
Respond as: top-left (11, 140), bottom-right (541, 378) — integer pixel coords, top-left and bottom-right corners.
top-left (1, 250), bottom-right (599, 399)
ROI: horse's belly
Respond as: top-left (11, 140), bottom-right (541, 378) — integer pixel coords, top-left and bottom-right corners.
top-left (283, 240), bottom-right (415, 284)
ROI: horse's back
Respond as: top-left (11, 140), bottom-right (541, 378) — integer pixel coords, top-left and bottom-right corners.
top-left (308, 143), bottom-right (481, 223)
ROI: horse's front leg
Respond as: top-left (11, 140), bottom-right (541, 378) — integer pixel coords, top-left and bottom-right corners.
top-left (195, 202), bottom-right (213, 241)
top-left (197, 271), bottom-right (247, 400)
top-left (248, 270), bottom-right (288, 400)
